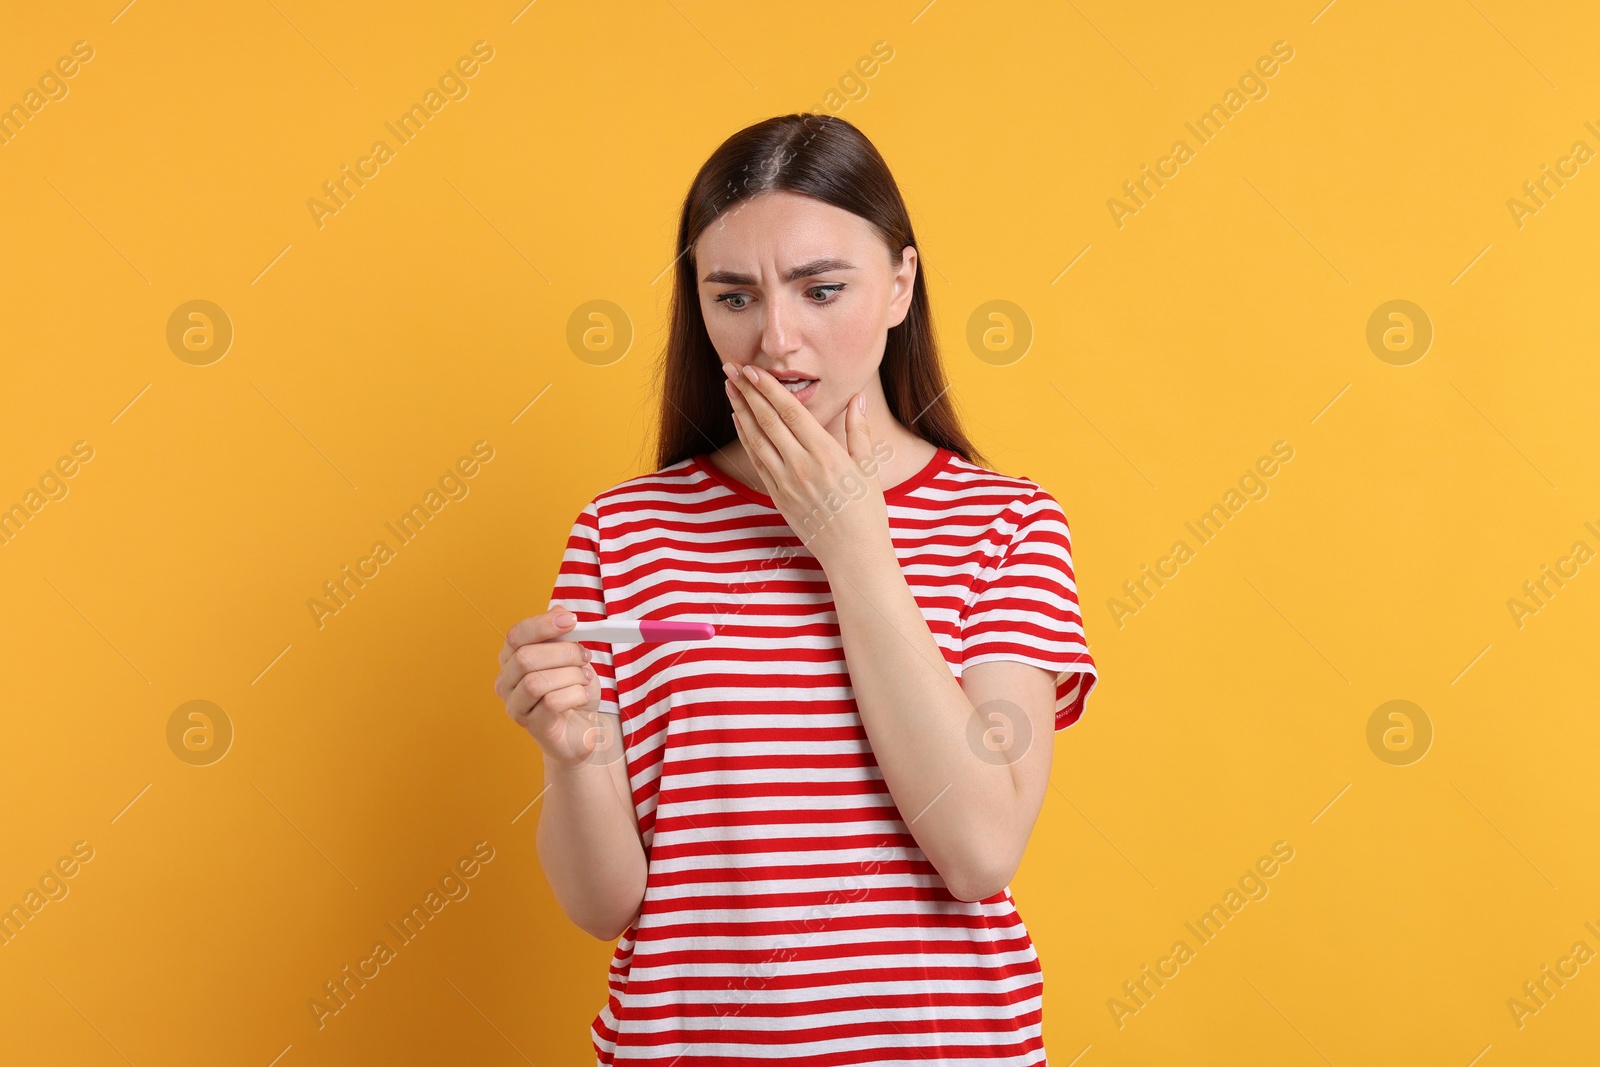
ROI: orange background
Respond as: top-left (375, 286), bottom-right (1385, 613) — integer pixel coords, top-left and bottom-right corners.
top-left (2, 2), bottom-right (1598, 1064)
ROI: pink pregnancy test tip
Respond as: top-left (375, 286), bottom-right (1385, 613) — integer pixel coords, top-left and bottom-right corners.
top-left (638, 621), bottom-right (715, 641)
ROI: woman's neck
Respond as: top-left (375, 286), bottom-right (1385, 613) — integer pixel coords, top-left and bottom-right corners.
top-left (712, 420), bottom-right (937, 495)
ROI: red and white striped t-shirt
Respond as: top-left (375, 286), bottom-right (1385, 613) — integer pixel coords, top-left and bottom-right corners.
top-left (548, 444), bottom-right (1098, 1065)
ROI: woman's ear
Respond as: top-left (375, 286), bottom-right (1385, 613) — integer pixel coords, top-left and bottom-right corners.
top-left (886, 244), bottom-right (918, 328)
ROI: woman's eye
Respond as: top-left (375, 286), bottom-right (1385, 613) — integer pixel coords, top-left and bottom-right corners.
top-left (714, 285), bottom-right (843, 312)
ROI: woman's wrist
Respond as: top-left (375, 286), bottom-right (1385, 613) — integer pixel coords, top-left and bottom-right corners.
top-left (542, 748), bottom-right (592, 778)
top-left (820, 536), bottom-right (901, 591)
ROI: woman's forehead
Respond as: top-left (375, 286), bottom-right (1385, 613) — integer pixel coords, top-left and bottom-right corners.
top-left (695, 193), bottom-right (876, 264)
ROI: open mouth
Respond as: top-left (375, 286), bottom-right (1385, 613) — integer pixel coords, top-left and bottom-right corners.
top-left (776, 377), bottom-right (819, 400)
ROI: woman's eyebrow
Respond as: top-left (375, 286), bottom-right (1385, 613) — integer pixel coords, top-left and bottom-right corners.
top-left (701, 257), bottom-right (857, 285)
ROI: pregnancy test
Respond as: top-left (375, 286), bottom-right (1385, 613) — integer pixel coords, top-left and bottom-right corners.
top-left (552, 619), bottom-right (716, 644)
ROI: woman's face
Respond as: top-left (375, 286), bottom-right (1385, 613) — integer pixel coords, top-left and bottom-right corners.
top-left (693, 189), bottom-right (917, 436)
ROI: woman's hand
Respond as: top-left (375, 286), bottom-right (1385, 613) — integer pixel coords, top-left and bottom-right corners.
top-left (721, 361), bottom-right (894, 573)
top-left (494, 604), bottom-right (611, 768)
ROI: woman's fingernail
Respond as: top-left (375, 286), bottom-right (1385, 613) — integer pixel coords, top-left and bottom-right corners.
top-left (556, 612), bottom-right (576, 627)
top-left (582, 666), bottom-right (594, 681)
top-left (722, 362), bottom-right (735, 379)
top-left (743, 365), bottom-right (759, 383)
top-left (856, 394), bottom-right (865, 414)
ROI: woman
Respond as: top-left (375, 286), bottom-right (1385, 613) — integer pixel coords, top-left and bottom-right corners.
top-left (495, 113), bottom-right (1098, 1065)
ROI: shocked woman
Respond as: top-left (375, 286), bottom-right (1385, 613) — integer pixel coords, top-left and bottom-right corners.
top-left (495, 112), bottom-right (1099, 1065)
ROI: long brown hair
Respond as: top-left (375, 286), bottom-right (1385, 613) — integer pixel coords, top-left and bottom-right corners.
top-left (650, 113), bottom-right (988, 472)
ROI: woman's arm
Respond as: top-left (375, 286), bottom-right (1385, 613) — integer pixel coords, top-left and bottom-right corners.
top-left (825, 545), bottom-right (1058, 902)
top-left (715, 365), bottom-right (1077, 900)
top-left (536, 733), bottom-right (648, 940)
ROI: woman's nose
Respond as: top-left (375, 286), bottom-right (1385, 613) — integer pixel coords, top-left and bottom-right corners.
top-left (760, 297), bottom-right (800, 357)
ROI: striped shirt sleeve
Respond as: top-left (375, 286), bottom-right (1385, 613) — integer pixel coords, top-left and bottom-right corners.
top-left (547, 499), bottom-right (620, 718)
top-left (961, 487), bottom-right (1098, 729)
